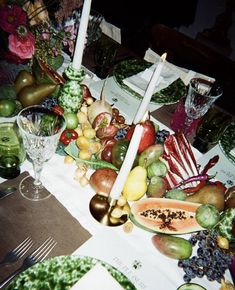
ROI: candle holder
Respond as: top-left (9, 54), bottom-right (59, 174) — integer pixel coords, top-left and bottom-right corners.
top-left (58, 65), bottom-right (85, 112)
top-left (89, 194), bottom-right (130, 226)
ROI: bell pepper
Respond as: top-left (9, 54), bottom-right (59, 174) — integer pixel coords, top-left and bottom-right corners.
top-left (111, 139), bottom-right (129, 169)
top-left (60, 129), bottom-right (78, 145)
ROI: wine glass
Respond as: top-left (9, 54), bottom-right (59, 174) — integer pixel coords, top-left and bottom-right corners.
top-left (184, 78), bottom-right (223, 136)
top-left (17, 106), bottom-right (66, 201)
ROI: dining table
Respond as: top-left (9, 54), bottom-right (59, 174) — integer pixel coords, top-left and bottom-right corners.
top-left (0, 33), bottom-right (235, 290)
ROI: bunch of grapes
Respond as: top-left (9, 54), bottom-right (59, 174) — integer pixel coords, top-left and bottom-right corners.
top-left (155, 129), bottom-right (170, 144)
top-left (178, 230), bottom-right (233, 283)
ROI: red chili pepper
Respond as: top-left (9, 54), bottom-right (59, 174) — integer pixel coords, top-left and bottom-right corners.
top-left (52, 105), bottom-right (64, 116)
top-left (201, 155), bottom-right (219, 175)
top-left (60, 129), bottom-right (78, 145)
top-left (183, 181), bottom-right (207, 193)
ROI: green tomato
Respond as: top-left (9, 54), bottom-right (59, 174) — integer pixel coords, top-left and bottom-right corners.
top-left (64, 112), bottom-right (79, 129)
top-left (0, 99), bottom-right (16, 117)
top-left (196, 204), bottom-right (220, 229)
top-left (147, 160), bottom-right (167, 178)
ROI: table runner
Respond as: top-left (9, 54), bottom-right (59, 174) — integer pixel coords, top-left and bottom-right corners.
top-left (0, 171), bottom-right (91, 280)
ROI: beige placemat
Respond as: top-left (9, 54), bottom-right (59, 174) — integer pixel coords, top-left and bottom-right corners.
top-left (0, 171), bottom-right (91, 279)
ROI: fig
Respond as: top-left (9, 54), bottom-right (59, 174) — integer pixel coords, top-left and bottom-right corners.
top-left (152, 234), bottom-right (192, 260)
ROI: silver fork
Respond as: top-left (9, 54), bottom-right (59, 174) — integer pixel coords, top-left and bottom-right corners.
top-left (0, 237), bottom-right (57, 289)
top-left (0, 237), bottom-right (33, 267)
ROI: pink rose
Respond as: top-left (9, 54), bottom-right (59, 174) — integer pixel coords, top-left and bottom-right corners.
top-left (0, 5), bottom-right (27, 33)
top-left (8, 31), bottom-right (35, 59)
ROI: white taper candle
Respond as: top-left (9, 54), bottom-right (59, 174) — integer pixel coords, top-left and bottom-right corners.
top-left (72, 0), bottom-right (92, 70)
top-left (133, 53), bottom-right (167, 124)
top-left (109, 124), bottom-right (144, 200)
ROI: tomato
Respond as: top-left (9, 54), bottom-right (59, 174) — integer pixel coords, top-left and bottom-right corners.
top-left (64, 112), bottom-right (79, 129)
top-left (0, 99), bottom-right (16, 117)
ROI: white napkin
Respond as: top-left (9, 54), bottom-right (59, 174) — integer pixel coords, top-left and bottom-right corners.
top-left (100, 19), bottom-right (121, 44)
top-left (143, 48), bottom-right (215, 86)
top-left (69, 263), bottom-right (124, 290)
top-left (123, 61), bottom-right (180, 96)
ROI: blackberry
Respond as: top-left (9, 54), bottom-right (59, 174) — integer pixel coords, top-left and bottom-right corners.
top-left (41, 97), bottom-right (58, 109)
top-left (115, 128), bottom-right (128, 140)
top-left (155, 129), bottom-right (170, 144)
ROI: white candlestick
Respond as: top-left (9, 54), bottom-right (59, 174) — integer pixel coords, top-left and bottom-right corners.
top-left (133, 53), bottom-right (167, 124)
top-left (110, 124), bottom-right (144, 200)
top-left (72, 0), bottom-right (92, 70)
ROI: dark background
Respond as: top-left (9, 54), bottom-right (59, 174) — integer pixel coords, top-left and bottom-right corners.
top-left (91, 0), bottom-right (235, 116)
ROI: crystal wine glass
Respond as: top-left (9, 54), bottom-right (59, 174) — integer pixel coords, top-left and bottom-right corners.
top-left (17, 106), bottom-right (66, 201)
top-left (184, 78), bottom-right (223, 136)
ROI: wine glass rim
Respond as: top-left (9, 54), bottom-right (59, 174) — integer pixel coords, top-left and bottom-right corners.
top-left (190, 77), bottom-right (223, 98)
top-left (16, 105), bottom-right (66, 138)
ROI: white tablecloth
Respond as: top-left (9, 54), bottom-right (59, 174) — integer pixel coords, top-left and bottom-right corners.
top-left (0, 68), bottom-right (234, 290)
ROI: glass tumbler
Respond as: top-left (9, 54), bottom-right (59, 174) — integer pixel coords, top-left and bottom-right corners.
top-left (0, 122), bottom-right (25, 179)
top-left (193, 107), bottom-right (232, 153)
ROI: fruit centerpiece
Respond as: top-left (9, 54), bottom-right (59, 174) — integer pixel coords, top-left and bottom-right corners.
top-left (46, 83), bottom-right (235, 289)
top-left (6, 61), bottom-right (235, 288)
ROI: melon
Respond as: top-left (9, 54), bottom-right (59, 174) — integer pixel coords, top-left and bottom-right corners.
top-left (130, 198), bottom-right (203, 234)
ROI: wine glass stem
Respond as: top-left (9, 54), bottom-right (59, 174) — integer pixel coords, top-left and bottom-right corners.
top-left (184, 115), bottom-right (194, 135)
top-left (33, 161), bottom-right (43, 188)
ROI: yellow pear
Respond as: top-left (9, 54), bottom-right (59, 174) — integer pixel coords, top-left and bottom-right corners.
top-left (123, 166), bottom-right (147, 201)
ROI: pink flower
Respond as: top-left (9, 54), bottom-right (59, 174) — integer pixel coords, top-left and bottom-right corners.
top-left (8, 30), bottom-right (35, 59)
top-left (0, 5), bottom-right (27, 33)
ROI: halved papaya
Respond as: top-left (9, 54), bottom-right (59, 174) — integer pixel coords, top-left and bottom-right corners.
top-left (130, 198), bottom-right (203, 234)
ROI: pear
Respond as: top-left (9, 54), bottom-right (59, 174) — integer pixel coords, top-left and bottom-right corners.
top-left (15, 70), bottom-right (35, 94)
top-left (18, 84), bottom-right (57, 107)
top-left (123, 166), bottom-right (147, 201)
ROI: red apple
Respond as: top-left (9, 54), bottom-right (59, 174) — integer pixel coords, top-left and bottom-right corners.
top-left (126, 120), bottom-right (155, 153)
